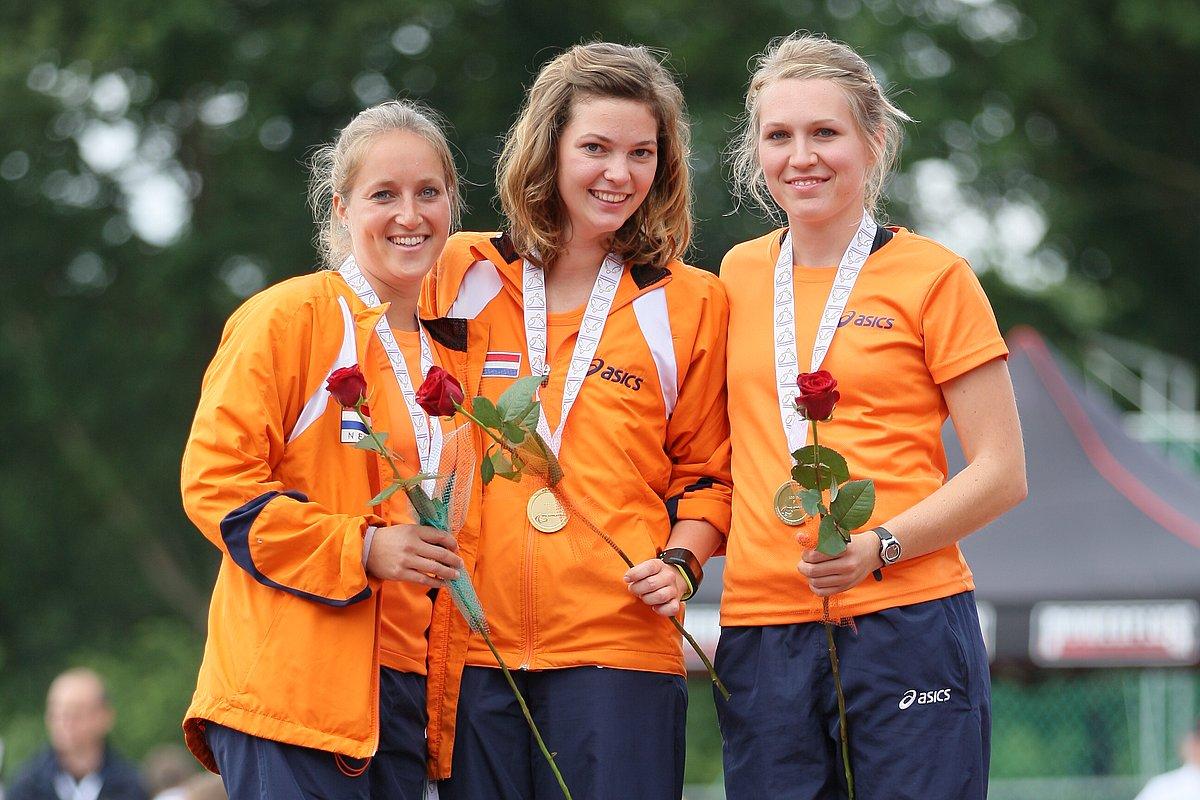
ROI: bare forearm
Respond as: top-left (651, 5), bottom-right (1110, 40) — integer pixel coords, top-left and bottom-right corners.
top-left (665, 519), bottom-right (723, 564)
top-left (884, 448), bottom-right (1026, 562)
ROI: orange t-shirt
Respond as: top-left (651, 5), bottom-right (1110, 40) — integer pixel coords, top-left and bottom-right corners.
top-left (377, 328), bottom-right (437, 674)
top-left (719, 227), bottom-right (1008, 625)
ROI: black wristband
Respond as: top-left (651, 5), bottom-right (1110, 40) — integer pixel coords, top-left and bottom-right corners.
top-left (659, 548), bottom-right (703, 601)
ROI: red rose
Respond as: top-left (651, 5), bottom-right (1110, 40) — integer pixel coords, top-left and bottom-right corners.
top-left (327, 366), bottom-right (368, 408)
top-left (416, 366), bottom-right (465, 417)
top-left (795, 370), bottom-right (840, 421)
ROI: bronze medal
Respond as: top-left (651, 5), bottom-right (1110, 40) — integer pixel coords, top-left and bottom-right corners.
top-left (773, 480), bottom-right (808, 526)
top-left (527, 487), bottom-right (568, 533)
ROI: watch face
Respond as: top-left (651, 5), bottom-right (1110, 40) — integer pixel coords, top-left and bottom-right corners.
top-left (882, 541), bottom-right (902, 563)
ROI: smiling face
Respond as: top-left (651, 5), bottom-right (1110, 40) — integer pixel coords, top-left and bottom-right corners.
top-left (333, 129), bottom-right (450, 296)
top-left (757, 78), bottom-right (877, 233)
top-left (554, 96), bottom-right (659, 251)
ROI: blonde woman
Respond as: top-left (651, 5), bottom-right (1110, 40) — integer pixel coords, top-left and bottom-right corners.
top-left (181, 100), bottom-right (473, 799)
top-left (421, 42), bottom-right (731, 799)
top-left (716, 33), bottom-right (1026, 799)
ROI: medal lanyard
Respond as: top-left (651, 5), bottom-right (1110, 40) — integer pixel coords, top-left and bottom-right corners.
top-left (339, 256), bottom-right (443, 494)
top-left (774, 213), bottom-right (878, 453)
top-left (523, 254), bottom-right (624, 456)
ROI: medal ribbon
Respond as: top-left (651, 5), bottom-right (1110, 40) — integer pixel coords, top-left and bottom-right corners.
top-left (339, 256), bottom-right (443, 494)
top-left (523, 254), bottom-right (624, 456)
top-left (774, 212), bottom-right (878, 453)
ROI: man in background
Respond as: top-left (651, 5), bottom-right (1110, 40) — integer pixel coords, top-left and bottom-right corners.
top-left (1134, 720), bottom-right (1200, 800)
top-left (7, 668), bottom-right (148, 800)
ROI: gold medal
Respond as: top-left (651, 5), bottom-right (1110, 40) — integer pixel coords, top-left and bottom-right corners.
top-left (773, 480), bottom-right (809, 526)
top-left (527, 487), bottom-right (568, 533)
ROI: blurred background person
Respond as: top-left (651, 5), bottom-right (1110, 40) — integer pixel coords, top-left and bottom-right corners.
top-left (1133, 721), bottom-right (1200, 800)
top-left (7, 668), bottom-right (148, 800)
top-left (141, 744), bottom-right (196, 800)
top-left (178, 773), bottom-right (225, 800)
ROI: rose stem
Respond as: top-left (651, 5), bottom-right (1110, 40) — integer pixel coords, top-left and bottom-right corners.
top-left (547, 486), bottom-right (730, 700)
top-left (812, 421), bottom-right (855, 799)
top-left (355, 405), bottom-right (402, 481)
top-left (479, 631), bottom-right (573, 799)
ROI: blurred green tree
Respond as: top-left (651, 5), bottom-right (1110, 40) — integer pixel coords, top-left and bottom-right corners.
top-left (0, 0), bottom-right (1196, 775)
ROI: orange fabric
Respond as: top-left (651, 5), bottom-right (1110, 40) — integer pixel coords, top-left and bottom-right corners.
top-left (420, 231), bottom-right (732, 779)
top-left (546, 305), bottom-right (585, 371)
top-left (719, 227), bottom-right (1008, 626)
top-left (180, 271), bottom-right (483, 771)
top-left (377, 329), bottom-right (435, 675)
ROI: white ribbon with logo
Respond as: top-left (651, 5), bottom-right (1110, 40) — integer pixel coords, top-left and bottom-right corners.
top-left (523, 254), bottom-right (624, 456)
top-left (339, 256), bottom-right (443, 494)
top-left (774, 213), bottom-right (878, 453)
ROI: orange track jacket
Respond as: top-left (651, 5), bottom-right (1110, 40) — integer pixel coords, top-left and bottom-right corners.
top-left (181, 270), bottom-right (484, 771)
top-left (420, 232), bottom-right (732, 779)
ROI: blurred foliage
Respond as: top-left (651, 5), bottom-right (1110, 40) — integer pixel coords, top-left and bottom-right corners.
top-left (1, 0), bottom-right (1197, 780)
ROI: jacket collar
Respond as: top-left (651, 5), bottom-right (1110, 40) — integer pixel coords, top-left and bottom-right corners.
top-left (471, 231), bottom-right (675, 315)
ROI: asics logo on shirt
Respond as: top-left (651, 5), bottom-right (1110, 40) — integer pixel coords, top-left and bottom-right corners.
top-left (899, 688), bottom-right (952, 709)
top-left (587, 358), bottom-right (644, 391)
top-left (838, 309), bottom-right (896, 330)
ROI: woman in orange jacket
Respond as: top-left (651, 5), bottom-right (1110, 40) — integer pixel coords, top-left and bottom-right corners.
top-left (716, 33), bottom-right (1026, 799)
top-left (421, 42), bottom-right (732, 799)
top-left (180, 100), bottom-right (473, 799)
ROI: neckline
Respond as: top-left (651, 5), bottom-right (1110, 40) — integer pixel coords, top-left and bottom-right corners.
top-left (391, 327), bottom-right (421, 343)
top-left (546, 304), bottom-right (586, 324)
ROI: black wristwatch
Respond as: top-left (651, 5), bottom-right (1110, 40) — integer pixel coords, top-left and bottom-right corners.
top-left (871, 526), bottom-right (902, 582)
top-left (659, 548), bottom-right (703, 601)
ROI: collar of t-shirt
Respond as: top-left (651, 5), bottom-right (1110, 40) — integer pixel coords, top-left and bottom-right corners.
top-left (54, 769), bottom-right (102, 800)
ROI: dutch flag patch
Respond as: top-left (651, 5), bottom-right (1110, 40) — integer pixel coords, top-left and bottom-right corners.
top-left (341, 409), bottom-right (370, 444)
top-left (483, 351), bottom-right (521, 379)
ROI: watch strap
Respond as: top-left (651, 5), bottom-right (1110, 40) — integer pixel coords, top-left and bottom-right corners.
top-left (659, 547), bottom-right (703, 602)
top-left (872, 526), bottom-right (900, 581)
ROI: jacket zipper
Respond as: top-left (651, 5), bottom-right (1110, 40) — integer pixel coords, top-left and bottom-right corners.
top-left (519, 513), bottom-right (536, 669)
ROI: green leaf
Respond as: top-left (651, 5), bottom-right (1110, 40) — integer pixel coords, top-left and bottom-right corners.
top-left (491, 449), bottom-right (512, 474)
top-left (353, 431), bottom-right (388, 452)
top-left (829, 480), bottom-right (839, 503)
top-left (367, 482), bottom-right (402, 506)
top-left (500, 421), bottom-right (527, 444)
top-left (523, 430), bottom-right (564, 485)
top-left (791, 445), bottom-right (849, 485)
top-left (791, 462), bottom-right (832, 490)
top-left (490, 450), bottom-right (521, 481)
top-left (518, 399), bottom-right (540, 429)
top-left (497, 375), bottom-right (542, 422)
top-left (817, 515), bottom-right (847, 556)
top-left (799, 488), bottom-right (824, 517)
top-left (471, 396), bottom-right (502, 429)
top-left (480, 453), bottom-right (495, 485)
top-left (830, 479), bottom-right (876, 531)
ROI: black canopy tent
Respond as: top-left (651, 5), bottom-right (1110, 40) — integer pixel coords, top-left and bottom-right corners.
top-left (687, 327), bottom-right (1200, 667)
top-left (953, 327), bottom-right (1200, 663)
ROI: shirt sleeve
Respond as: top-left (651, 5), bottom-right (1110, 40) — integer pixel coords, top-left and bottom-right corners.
top-left (663, 270), bottom-right (733, 537)
top-left (181, 292), bottom-right (379, 607)
top-left (921, 259), bottom-right (1009, 385)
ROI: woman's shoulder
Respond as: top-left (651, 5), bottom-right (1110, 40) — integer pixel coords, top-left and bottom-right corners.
top-left (423, 230), bottom-right (512, 318)
top-left (881, 227), bottom-right (969, 276)
top-left (657, 258), bottom-right (725, 306)
top-left (719, 228), bottom-right (785, 276)
top-left (442, 230), bottom-right (510, 267)
top-left (225, 270), bottom-right (345, 333)
top-left (666, 259), bottom-right (721, 289)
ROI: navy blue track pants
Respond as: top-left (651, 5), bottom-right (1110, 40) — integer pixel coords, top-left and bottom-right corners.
top-left (715, 591), bottom-right (991, 800)
top-left (437, 664), bottom-right (688, 800)
top-left (206, 667), bottom-right (427, 800)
